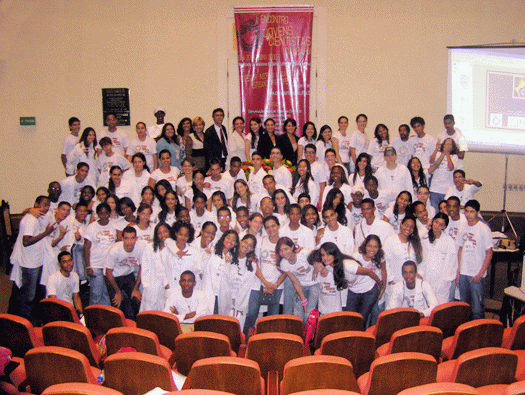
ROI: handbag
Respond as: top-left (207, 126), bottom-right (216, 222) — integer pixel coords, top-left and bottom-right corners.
top-left (259, 286), bottom-right (280, 305)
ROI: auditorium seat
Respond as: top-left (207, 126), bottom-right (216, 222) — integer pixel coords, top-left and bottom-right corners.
top-left (172, 331), bottom-right (236, 376)
top-left (314, 330), bottom-right (375, 379)
top-left (255, 314), bottom-right (304, 339)
top-left (314, 311), bottom-right (364, 350)
top-left (357, 352), bottom-right (437, 395)
top-left (17, 346), bottom-right (101, 395)
top-left (183, 356), bottom-right (264, 395)
top-left (194, 315), bottom-right (246, 355)
top-left (83, 305), bottom-right (136, 338)
top-left (245, 333), bottom-right (304, 384)
top-left (375, 326), bottom-right (443, 361)
top-left (437, 347), bottom-right (517, 392)
top-left (42, 321), bottom-right (103, 368)
top-left (503, 315), bottom-right (525, 350)
top-left (280, 355), bottom-right (360, 395)
top-left (366, 307), bottom-right (420, 349)
top-left (505, 379), bottom-right (525, 395)
top-left (441, 319), bottom-right (504, 361)
top-left (420, 301), bottom-right (471, 339)
top-left (42, 383), bottom-right (123, 395)
top-left (105, 326), bottom-right (173, 362)
top-left (103, 351), bottom-right (177, 395)
top-left (38, 298), bottom-right (81, 325)
top-left (135, 310), bottom-right (182, 351)
top-left (0, 313), bottom-right (44, 358)
top-left (396, 382), bottom-right (478, 395)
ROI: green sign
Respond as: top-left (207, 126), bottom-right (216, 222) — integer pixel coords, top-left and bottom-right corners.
top-left (20, 117), bottom-right (36, 126)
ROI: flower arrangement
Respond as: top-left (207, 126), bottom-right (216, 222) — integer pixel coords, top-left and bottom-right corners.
top-left (242, 159), bottom-right (296, 180)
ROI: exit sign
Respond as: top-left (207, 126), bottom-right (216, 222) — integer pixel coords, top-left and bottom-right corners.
top-left (20, 117), bottom-right (36, 125)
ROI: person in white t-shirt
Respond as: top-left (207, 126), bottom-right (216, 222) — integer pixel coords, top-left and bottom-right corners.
top-left (164, 270), bottom-right (211, 326)
top-left (127, 121), bottom-right (158, 171)
top-left (270, 147), bottom-right (292, 192)
top-left (328, 238), bottom-right (383, 326)
top-left (96, 137), bottom-right (131, 188)
top-left (439, 114), bottom-right (467, 161)
top-left (364, 176), bottom-right (396, 219)
top-left (104, 226), bottom-right (145, 320)
top-left (280, 204), bottom-right (315, 249)
top-left (97, 113), bottom-right (129, 157)
top-left (217, 234), bottom-right (259, 329)
top-left (409, 116), bottom-right (436, 170)
top-left (367, 124), bottom-right (390, 171)
top-left (148, 149), bottom-right (180, 191)
top-left (147, 107), bottom-right (165, 140)
top-left (60, 163), bottom-right (96, 205)
top-left (386, 260), bottom-right (438, 317)
top-left (317, 207), bottom-right (355, 255)
top-left (428, 138), bottom-right (458, 212)
top-left (419, 213), bottom-right (458, 304)
top-left (189, 192), bottom-right (215, 235)
top-left (297, 122), bottom-right (318, 161)
top-left (303, 143), bottom-right (327, 202)
top-left (445, 196), bottom-right (466, 241)
top-left (410, 200), bottom-right (431, 239)
top-left (332, 116), bottom-right (352, 172)
top-left (354, 198), bottom-right (395, 249)
top-left (123, 153), bottom-right (151, 206)
top-left (309, 249), bottom-right (341, 316)
top-left (375, 147), bottom-right (413, 196)
top-left (276, 237), bottom-right (319, 322)
top-left (247, 152), bottom-right (267, 196)
top-left (47, 251), bottom-right (82, 315)
top-left (84, 203), bottom-right (116, 306)
top-left (383, 191), bottom-right (412, 233)
top-left (291, 160), bottom-right (319, 207)
top-left (61, 117), bottom-right (81, 176)
top-left (204, 158), bottom-right (233, 200)
top-left (445, 170), bottom-right (482, 210)
top-left (416, 186), bottom-right (436, 221)
top-left (349, 114), bottom-right (370, 171)
top-left (391, 124), bottom-right (412, 167)
top-left (457, 200), bottom-right (493, 320)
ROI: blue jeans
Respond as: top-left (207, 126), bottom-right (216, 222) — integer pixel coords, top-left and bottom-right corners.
top-left (243, 288), bottom-right (283, 337)
top-left (430, 192), bottom-right (446, 213)
top-left (459, 274), bottom-right (486, 320)
top-left (368, 301), bottom-right (385, 329)
top-left (72, 244), bottom-right (87, 282)
top-left (283, 277), bottom-right (294, 315)
top-left (19, 266), bottom-right (43, 320)
top-left (345, 284), bottom-right (380, 326)
top-left (294, 283), bottom-right (321, 323)
top-left (88, 268), bottom-right (110, 306)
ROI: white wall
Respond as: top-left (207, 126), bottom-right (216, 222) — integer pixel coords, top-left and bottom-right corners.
top-left (1, 0), bottom-right (524, 212)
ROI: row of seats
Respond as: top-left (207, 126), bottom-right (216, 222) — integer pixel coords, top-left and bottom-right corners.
top-left (6, 346), bottom-right (525, 395)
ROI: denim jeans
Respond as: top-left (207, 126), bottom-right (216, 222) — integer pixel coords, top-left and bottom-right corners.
top-left (243, 288), bottom-right (283, 338)
top-left (72, 244), bottom-right (87, 282)
top-left (459, 274), bottom-right (486, 320)
top-left (294, 283), bottom-right (321, 323)
top-left (283, 277), bottom-right (294, 315)
top-left (368, 301), bottom-right (385, 329)
top-left (19, 266), bottom-right (43, 320)
top-left (88, 268), bottom-right (110, 306)
top-left (105, 273), bottom-right (140, 320)
top-left (430, 192), bottom-right (446, 213)
top-left (345, 284), bottom-right (380, 326)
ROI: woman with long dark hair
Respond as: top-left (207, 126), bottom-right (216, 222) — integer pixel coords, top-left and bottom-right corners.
top-left (297, 121), bottom-right (317, 161)
top-left (420, 212), bottom-right (457, 304)
top-left (176, 117), bottom-right (193, 161)
top-left (68, 127), bottom-right (98, 180)
top-left (156, 123), bottom-right (183, 169)
top-left (368, 124), bottom-right (390, 170)
top-left (407, 157), bottom-right (428, 197)
top-left (277, 118), bottom-right (299, 165)
top-left (351, 152), bottom-right (373, 188)
top-left (291, 159), bottom-right (319, 207)
top-left (383, 191), bottom-right (412, 232)
top-left (218, 234), bottom-right (259, 328)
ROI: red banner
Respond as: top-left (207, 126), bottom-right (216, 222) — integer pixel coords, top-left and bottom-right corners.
top-left (234, 6), bottom-right (313, 136)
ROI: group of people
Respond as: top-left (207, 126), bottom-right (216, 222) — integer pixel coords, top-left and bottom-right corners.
top-left (9, 108), bottom-right (492, 337)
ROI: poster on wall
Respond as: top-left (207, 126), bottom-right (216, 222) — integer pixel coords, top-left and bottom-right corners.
top-left (102, 88), bottom-right (130, 125)
top-left (234, 6), bottom-right (313, 136)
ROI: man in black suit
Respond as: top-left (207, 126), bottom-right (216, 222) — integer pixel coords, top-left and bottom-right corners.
top-left (204, 108), bottom-right (228, 171)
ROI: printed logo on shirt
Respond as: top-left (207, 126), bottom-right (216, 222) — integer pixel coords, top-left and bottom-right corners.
top-left (95, 230), bottom-right (115, 243)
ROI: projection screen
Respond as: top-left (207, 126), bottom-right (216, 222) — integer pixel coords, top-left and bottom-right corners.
top-left (447, 46), bottom-right (525, 154)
